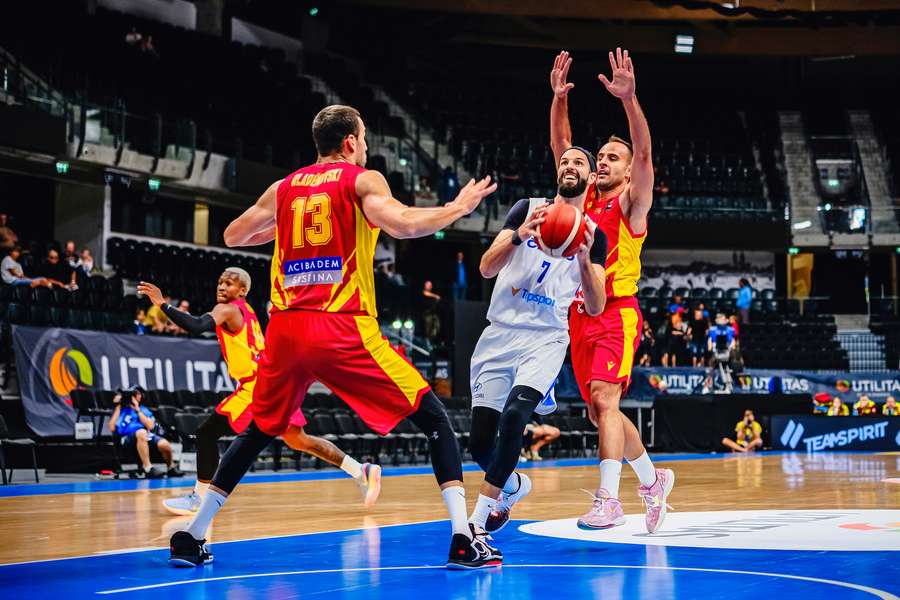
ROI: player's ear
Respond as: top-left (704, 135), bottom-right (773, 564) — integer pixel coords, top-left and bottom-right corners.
top-left (588, 172), bottom-right (597, 185)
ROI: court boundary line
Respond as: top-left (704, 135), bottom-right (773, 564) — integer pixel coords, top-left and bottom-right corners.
top-left (0, 519), bottom-right (445, 568)
top-left (0, 452), bottom-right (746, 499)
top-left (94, 563), bottom-right (900, 598)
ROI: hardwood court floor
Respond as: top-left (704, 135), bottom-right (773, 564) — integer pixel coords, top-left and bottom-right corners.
top-left (1, 452), bottom-right (898, 565)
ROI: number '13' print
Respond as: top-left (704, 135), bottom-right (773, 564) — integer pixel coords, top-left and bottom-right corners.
top-left (290, 193), bottom-right (334, 248)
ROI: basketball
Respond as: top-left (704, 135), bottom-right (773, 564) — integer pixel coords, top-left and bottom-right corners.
top-left (536, 203), bottom-right (588, 258)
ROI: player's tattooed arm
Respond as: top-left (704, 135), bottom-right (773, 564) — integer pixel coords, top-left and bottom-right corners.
top-left (359, 170), bottom-right (496, 239)
top-left (479, 200), bottom-right (547, 279)
top-left (575, 221), bottom-right (606, 316)
top-left (599, 48), bottom-right (653, 230)
top-left (549, 50), bottom-right (575, 166)
top-left (224, 180), bottom-right (279, 247)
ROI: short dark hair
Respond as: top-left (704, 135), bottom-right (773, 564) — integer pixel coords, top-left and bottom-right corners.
top-left (312, 105), bottom-right (361, 156)
top-left (601, 135), bottom-right (633, 160)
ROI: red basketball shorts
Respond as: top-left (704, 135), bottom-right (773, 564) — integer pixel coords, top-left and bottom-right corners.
top-left (216, 374), bottom-right (307, 434)
top-left (569, 296), bottom-right (643, 402)
top-left (251, 310), bottom-right (429, 436)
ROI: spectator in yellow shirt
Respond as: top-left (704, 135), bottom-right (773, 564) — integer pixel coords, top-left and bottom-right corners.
top-left (142, 294), bottom-right (171, 333)
top-left (853, 394), bottom-right (878, 416)
top-left (722, 409), bottom-right (763, 453)
top-left (883, 396), bottom-right (900, 416)
top-left (826, 397), bottom-right (849, 416)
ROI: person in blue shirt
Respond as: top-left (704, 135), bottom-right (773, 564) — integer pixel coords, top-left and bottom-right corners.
top-left (108, 385), bottom-right (181, 478)
top-left (707, 313), bottom-right (736, 356)
top-left (736, 278), bottom-right (752, 324)
top-left (452, 251), bottom-right (468, 301)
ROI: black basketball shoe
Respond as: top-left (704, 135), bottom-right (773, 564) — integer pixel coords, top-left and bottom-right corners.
top-left (169, 531), bottom-right (213, 567)
top-left (446, 523), bottom-right (503, 570)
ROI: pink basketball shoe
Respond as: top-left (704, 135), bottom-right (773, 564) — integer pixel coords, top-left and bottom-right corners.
top-left (576, 489), bottom-right (626, 530)
top-left (638, 468), bottom-right (675, 534)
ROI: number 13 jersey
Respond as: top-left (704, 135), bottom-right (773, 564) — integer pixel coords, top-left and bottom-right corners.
top-left (270, 162), bottom-right (380, 317)
top-left (487, 198), bottom-right (605, 331)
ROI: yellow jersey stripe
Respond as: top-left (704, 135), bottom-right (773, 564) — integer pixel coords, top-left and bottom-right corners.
top-left (354, 315), bottom-right (426, 406)
top-left (322, 248), bottom-right (357, 310)
top-left (354, 205), bottom-right (380, 317)
top-left (270, 228), bottom-right (288, 311)
top-left (617, 307), bottom-right (639, 378)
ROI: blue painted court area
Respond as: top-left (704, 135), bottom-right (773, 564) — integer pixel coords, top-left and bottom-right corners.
top-left (2, 519), bottom-right (897, 599)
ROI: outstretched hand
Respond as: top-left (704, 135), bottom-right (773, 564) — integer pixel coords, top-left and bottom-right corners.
top-left (449, 176), bottom-right (497, 216)
top-left (550, 50), bottom-right (574, 98)
top-left (598, 47), bottom-right (635, 101)
top-left (137, 281), bottom-right (164, 307)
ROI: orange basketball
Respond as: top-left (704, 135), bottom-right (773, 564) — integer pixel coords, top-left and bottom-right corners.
top-left (536, 202), bottom-right (588, 258)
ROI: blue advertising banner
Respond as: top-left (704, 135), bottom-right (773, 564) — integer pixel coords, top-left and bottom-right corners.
top-left (622, 367), bottom-right (900, 402)
top-left (772, 415), bottom-right (900, 452)
top-left (12, 326), bottom-right (231, 437)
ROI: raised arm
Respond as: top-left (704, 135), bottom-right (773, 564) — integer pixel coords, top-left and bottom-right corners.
top-left (599, 48), bottom-right (653, 228)
top-left (479, 199), bottom-right (546, 279)
top-left (550, 51), bottom-right (575, 165)
top-left (359, 170), bottom-right (495, 239)
top-left (137, 281), bottom-right (243, 335)
top-left (224, 180), bottom-right (280, 247)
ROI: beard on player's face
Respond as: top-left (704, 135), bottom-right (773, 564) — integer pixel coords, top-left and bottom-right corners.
top-left (557, 169), bottom-right (588, 198)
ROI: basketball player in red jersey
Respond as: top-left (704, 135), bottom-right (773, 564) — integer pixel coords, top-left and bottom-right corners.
top-left (137, 273), bottom-right (380, 518)
top-left (550, 49), bottom-right (675, 532)
top-left (170, 105), bottom-right (502, 570)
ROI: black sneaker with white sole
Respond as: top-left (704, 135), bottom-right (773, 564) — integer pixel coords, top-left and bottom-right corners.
top-left (169, 531), bottom-right (213, 567)
top-left (446, 523), bottom-right (503, 570)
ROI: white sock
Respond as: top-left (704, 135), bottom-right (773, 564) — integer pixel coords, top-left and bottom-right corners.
top-left (599, 459), bottom-right (623, 499)
top-left (185, 489), bottom-right (226, 541)
top-left (501, 472), bottom-right (520, 495)
top-left (469, 494), bottom-right (499, 530)
top-left (341, 455), bottom-right (363, 480)
top-left (193, 481), bottom-right (210, 497)
top-left (627, 451), bottom-right (658, 487)
top-left (441, 486), bottom-right (471, 538)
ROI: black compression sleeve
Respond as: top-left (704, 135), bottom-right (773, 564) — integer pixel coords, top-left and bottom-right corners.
top-left (161, 303), bottom-right (216, 335)
top-left (502, 199), bottom-right (531, 231)
top-left (589, 227), bottom-right (609, 265)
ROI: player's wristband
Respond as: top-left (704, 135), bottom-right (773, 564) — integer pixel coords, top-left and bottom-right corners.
top-left (511, 232), bottom-right (524, 246)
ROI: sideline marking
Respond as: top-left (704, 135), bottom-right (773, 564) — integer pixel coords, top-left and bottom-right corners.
top-left (96, 563), bottom-right (899, 598)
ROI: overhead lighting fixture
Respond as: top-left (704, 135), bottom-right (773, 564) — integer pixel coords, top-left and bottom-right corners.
top-left (675, 34), bottom-right (694, 54)
top-left (793, 220), bottom-right (812, 230)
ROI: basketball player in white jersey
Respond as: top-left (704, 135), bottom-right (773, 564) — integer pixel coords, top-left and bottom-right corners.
top-left (467, 147), bottom-right (608, 535)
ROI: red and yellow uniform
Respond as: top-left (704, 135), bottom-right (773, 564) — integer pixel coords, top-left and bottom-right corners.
top-left (569, 191), bottom-right (646, 400)
top-left (853, 397), bottom-right (878, 416)
top-left (214, 298), bottom-right (308, 432)
top-left (826, 403), bottom-right (850, 416)
top-left (253, 162), bottom-right (429, 436)
top-left (884, 402), bottom-right (900, 416)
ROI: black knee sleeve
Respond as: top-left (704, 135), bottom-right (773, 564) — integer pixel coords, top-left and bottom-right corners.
top-left (469, 407), bottom-right (500, 472)
top-left (408, 391), bottom-right (463, 485)
top-left (210, 421), bottom-right (274, 494)
top-left (195, 412), bottom-right (232, 482)
top-left (485, 386), bottom-right (543, 489)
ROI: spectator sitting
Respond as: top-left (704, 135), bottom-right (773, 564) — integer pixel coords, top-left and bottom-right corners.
top-left (883, 396), bottom-right (900, 416)
top-left (736, 278), bottom-right (752, 324)
top-left (853, 394), bottom-right (878, 416)
top-left (1, 246), bottom-right (50, 288)
top-left (687, 306), bottom-right (709, 367)
top-left (38, 248), bottom-right (78, 290)
top-left (813, 392), bottom-right (832, 414)
top-left (721, 409), bottom-right (763, 453)
top-left (522, 416), bottom-right (560, 461)
top-left (108, 386), bottom-right (182, 478)
top-left (143, 294), bottom-right (171, 333)
top-left (63, 240), bottom-right (79, 269)
top-left (668, 294), bottom-right (685, 315)
top-left (74, 247), bottom-right (100, 286)
top-left (826, 397), bottom-right (849, 416)
top-left (0, 213), bottom-right (18, 251)
top-left (134, 308), bottom-right (147, 335)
